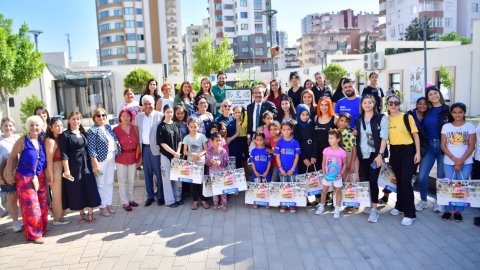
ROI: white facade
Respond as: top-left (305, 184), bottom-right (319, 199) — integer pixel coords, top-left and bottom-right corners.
top-left (457, 0), bottom-right (480, 38)
top-left (301, 13), bottom-right (320, 35)
top-left (185, 24), bottom-right (207, 74)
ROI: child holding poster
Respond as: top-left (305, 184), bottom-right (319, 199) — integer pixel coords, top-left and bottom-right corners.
top-left (206, 132), bottom-right (229, 211)
top-left (274, 121), bottom-right (301, 213)
top-left (315, 130), bottom-right (347, 219)
top-left (249, 133), bottom-right (272, 182)
top-left (268, 121), bottom-right (282, 182)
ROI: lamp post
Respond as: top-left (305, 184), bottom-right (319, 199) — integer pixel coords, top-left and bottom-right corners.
top-left (29, 30), bottom-right (43, 100)
top-left (250, 48), bottom-right (256, 81)
top-left (182, 35), bottom-right (187, 82)
top-left (262, 8), bottom-right (278, 80)
top-left (422, 16), bottom-right (429, 91)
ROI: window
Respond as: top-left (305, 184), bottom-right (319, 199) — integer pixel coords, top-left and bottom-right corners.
top-left (410, 5), bottom-right (417, 14)
top-left (255, 24), bottom-right (263, 32)
top-left (254, 12), bottom-right (262, 20)
top-left (115, 35), bottom-right (124, 42)
top-left (472, 3), bottom-right (480, 12)
top-left (136, 8), bottom-right (142, 15)
top-left (115, 22), bottom-right (123, 29)
top-left (139, 60), bottom-right (146, 64)
top-left (113, 9), bottom-right (122, 16)
top-left (225, 27), bottom-right (235, 32)
top-left (139, 47), bottom-right (145, 53)
top-left (240, 12), bottom-right (248, 19)
top-left (127, 46), bottom-right (137, 53)
top-left (137, 34), bottom-right (144, 40)
top-left (223, 4), bottom-right (233, 9)
top-left (444, 18), bottom-right (452, 28)
top-left (116, 47), bottom-right (125, 55)
top-left (113, 0), bottom-right (121, 3)
top-left (241, 24), bottom-right (248, 30)
top-left (100, 36), bottom-right (111, 44)
top-left (124, 7), bottom-right (134, 14)
top-left (99, 11), bottom-right (109, 18)
top-left (389, 73), bottom-right (400, 92)
top-left (127, 59), bottom-right (138, 64)
top-left (255, 36), bottom-right (263, 43)
top-left (216, 15), bottom-right (222, 22)
top-left (99, 0), bottom-right (108, 5)
top-left (125, 20), bottom-right (135, 28)
top-left (255, 48), bottom-right (263, 56)
top-left (100, 23), bottom-right (110, 31)
top-left (240, 0), bottom-right (247, 7)
top-left (101, 49), bottom-right (112, 56)
top-left (241, 35), bottom-right (248, 42)
top-left (102, 61), bottom-right (112, 66)
top-left (8, 97), bottom-right (14, 107)
top-left (254, 0), bottom-right (262, 9)
top-left (126, 33), bottom-right (136, 40)
top-left (215, 4), bottom-right (221, 10)
top-left (241, 47), bottom-right (249, 53)
top-left (137, 21), bottom-right (143, 27)
top-left (224, 16), bottom-right (234, 21)
top-left (118, 60), bottom-right (126, 65)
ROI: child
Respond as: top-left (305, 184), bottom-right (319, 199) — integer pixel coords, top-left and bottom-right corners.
top-left (293, 104), bottom-right (317, 174)
top-left (173, 105), bottom-right (188, 139)
top-left (257, 111), bottom-right (274, 144)
top-left (206, 132), bottom-right (229, 211)
top-left (207, 122), bottom-right (229, 155)
top-left (269, 121), bottom-right (282, 182)
top-left (249, 133), bottom-right (272, 208)
top-left (183, 117), bottom-right (210, 210)
top-left (233, 106), bottom-right (248, 169)
top-left (274, 121), bottom-right (301, 213)
top-left (315, 130), bottom-right (347, 219)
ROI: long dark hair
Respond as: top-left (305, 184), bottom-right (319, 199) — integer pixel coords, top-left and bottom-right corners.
top-left (267, 79), bottom-right (284, 100)
top-left (359, 94), bottom-right (377, 115)
top-left (67, 112), bottom-right (86, 135)
top-left (34, 106), bottom-right (51, 124)
top-left (45, 116), bottom-right (63, 140)
top-left (173, 105), bottom-right (187, 123)
top-left (277, 96), bottom-right (296, 122)
top-left (179, 81), bottom-right (195, 101)
top-left (425, 85), bottom-right (446, 108)
top-left (143, 79), bottom-right (160, 99)
top-left (450, 102), bottom-right (467, 120)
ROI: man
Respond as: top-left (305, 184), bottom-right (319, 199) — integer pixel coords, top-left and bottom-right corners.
top-left (211, 71), bottom-right (232, 117)
top-left (362, 72), bottom-right (385, 113)
top-left (311, 72), bottom-right (332, 103)
top-left (247, 85), bottom-right (277, 144)
top-left (334, 78), bottom-right (361, 128)
top-left (136, 95), bottom-right (164, 206)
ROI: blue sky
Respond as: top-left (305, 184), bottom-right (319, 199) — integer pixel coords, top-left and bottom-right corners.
top-left (1, 0), bottom-right (378, 66)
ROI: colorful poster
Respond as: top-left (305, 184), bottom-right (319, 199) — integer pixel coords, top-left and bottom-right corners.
top-left (225, 89), bottom-right (252, 109)
top-left (269, 182), bottom-right (307, 207)
top-left (409, 66), bottom-right (424, 105)
top-left (170, 159), bottom-right (204, 184)
top-left (341, 182), bottom-right (371, 207)
top-left (436, 179), bottom-right (480, 208)
top-left (378, 164), bottom-right (397, 192)
top-left (297, 171), bottom-right (323, 196)
top-left (245, 182), bottom-right (271, 206)
top-left (202, 175), bottom-right (213, 197)
top-left (211, 168), bottom-right (248, 195)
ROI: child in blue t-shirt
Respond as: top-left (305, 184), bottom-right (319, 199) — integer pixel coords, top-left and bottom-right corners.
top-left (249, 132), bottom-right (272, 183)
top-left (274, 121), bottom-right (301, 213)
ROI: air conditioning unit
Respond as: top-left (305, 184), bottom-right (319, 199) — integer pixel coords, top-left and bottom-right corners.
top-left (303, 67), bottom-right (309, 74)
top-left (373, 52), bottom-right (385, 70)
top-left (363, 53), bottom-right (373, 71)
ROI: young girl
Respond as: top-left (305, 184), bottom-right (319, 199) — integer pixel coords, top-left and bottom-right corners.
top-left (301, 89), bottom-right (317, 120)
top-left (440, 102), bottom-right (476, 222)
top-left (256, 111), bottom-right (274, 144)
top-left (173, 105), bottom-right (188, 139)
top-left (315, 130), bottom-right (347, 219)
top-left (249, 133), bottom-right (272, 183)
top-left (233, 106), bottom-right (248, 169)
top-left (276, 95), bottom-right (296, 124)
top-left (293, 104), bottom-right (316, 174)
top-left (269, 121), bottom-right (281, 182)
top-left (183, 118), bottom-right (210, 210)
top-left (206, 132), bottom-right (229, 211)
top-left (208, 122), bottom-right (229, 154)
top-left (274, 121), bottom-right (301, 213)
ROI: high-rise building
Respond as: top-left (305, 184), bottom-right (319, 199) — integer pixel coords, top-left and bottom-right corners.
top-left (379, 0), bottom-right (480, 41)
top-left (301, 10), bottom-right (379, 35)
top-left (95, 0), bottom-right (182, 75)
top-left (301, 13), bottom-right (320, 36)
top-left (185, 24), bottom-right (207, 74)
top-left (207, 0), bottom-right (277, 72)
top-left (275, 30), bottom-right (288, 70)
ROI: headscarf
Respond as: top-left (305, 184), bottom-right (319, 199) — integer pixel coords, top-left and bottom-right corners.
top-left (295, 104), bottom-right (311, 128)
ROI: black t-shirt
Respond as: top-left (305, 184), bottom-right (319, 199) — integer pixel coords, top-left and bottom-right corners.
top-left (157, 122), bottom-right (181, 160)
top-left (288, 86), bottom-right (305, 108)
top-left (362, 86), bottom-right (384, 113)
top-left (331, 89), bottom-right (345, 104)
top-left (312, 85), bottom-right (332, 104)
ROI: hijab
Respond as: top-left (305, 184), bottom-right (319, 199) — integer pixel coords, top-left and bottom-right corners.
top-left (295, 104), bottom-right (311, 128)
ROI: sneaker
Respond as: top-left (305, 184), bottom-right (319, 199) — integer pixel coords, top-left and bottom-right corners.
top-left (433, 204), bottom-right (444, 213)
top-left (279, 207), bottom-right (286, 213)
top-left (389, 208), bottom-right (401, 216)
top-left (315, 204), bottom-right (325, 215)
top-left (415, 201), bottom-right (428, 211)
top-left (401, 217), bottom-right (414, 226)
top-left (363, 207), bottom-right (371, 214)
top-left (12, 221), bottom-right (23, 233)
top-left (453, 212), bottom-right (463, 222)
top-left (441, 211), bottom-right (452, 221)
top-left (333, 208), bottom-right (340, 219)
top-left (252, 204), bottom-right (258, 209)
top-left (368, 209), bottom-right (379, 223)
top-left (53, 219), bottom-right (72, 226)
top-left (289, 207), bottom-right (297, 213)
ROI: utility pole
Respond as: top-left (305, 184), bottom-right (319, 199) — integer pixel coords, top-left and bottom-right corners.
top-left (182, 35), bottom-right (187, 82)
top-left (422, 16), bottom-right (429, 91)
top-left (29, 30), bottom-right (44, 100)
top-left (262, 4), bottom-right (278, 80)
top-left (66, 33), bottom-right (72, 62)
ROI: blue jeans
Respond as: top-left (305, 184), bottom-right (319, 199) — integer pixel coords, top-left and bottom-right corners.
top-left (418, 139), bottom-right (445, 201)
top-left (443, 163), bottom-right (472, 212)
top-left (279, 175), bottom-right (295, 182)
top-left (142, 145), bottom-right (164, 200)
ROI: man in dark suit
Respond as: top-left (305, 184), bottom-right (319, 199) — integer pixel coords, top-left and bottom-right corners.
top-left (246, 85), bottom-right (277, 145)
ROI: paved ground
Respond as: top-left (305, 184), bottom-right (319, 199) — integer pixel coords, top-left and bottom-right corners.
top-left (0, 182), bottom-right (479, 270)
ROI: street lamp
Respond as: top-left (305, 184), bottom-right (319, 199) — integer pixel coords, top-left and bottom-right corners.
top-left (181, 35), bottom-right (187, 82)
top-left (422, 16), bottom-right (430, 91)
top-left (262, 9), bottom-right (278, 80)
top-left (29, 30), bottom-right (43, 100)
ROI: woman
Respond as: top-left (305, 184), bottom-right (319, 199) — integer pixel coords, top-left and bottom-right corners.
top-left (195, 77), bottom-right (217, 116)
top-left (301, 89), bottom-right (317, 120)
top-left (355, 95), bottom-right (389, 223)
top-left (117, 88), bottom-right (141, 121)
top-left (5, 116), bottom-right (47, 244)
top-left (191, 95), bottom-right (214, 136)
top-left (266, 79), bottom-right (285, 110)
top-left (293, 104), bottom-right (316, 174)
top-left (331, 77), bottom-right (347, 108)
top-left (303, 79), bottom-right (314, 90)
top-left (386, 95), bottom-right (421, 226)
top-left (34, 106), bottom-right (50, 139)
top-left (233, 106), bottom-right (249, 169)
top-left (87, 107), bottom-right (121, 217)
top-left (362, 72), bottom-right (385, 113)
top-left (157, 105), bottom-right (183, 207)
top-left (113, 109), bottom-right (140, 212)
top-left (440, 103), bottom-right (476, 222)
top-left (174, 81), bottom-right (196, 116)
top-left (409, 97), bottom-right (428, 155)
top-left (276, 95), bottom-right (296, 124)
top-left (314, 97), bottom-right (338, 170)
top-left (156, 82), bottom-right (175, 111)
top-left (0, 117), bottom-right (22, 233)
top-left (287, 71), bottom-right (304, 107)
top-left (61, 112), bottom-right (101, 223)
top-left (139, 79), bottom-right (160, 107)
top-left (416, 86), bottom-right (452, 212)
top-left (44, 117), bottom-right (71, 225)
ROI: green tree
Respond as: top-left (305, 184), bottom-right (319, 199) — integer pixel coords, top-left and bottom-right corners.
top-left (20, 95), bottom-right (45, 125)
top-left (404, 18), bottom-right (434, 41)
top-left (123, 67), bottom-right (155, 94)
top-left (439, 32), bottom-right (472, 44)
top-left (0, 13), bottom-right (45, 117)
top-left (438, 65), bottom-right (454, 89)
top-left (323, 64), bottom-right (348, 87)
top-left (192, 35), bottom-right (234, 78)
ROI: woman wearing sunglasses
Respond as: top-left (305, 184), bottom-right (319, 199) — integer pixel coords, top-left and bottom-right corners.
top-left (86, 108), bottom-right (121, 217)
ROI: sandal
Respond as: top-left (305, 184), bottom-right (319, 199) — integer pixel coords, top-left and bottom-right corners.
top-left (79, 212), bottom-right (87, 224)
top-left (201, 201), bottom-right (210, 209)
top-left (87, 212), bottom-right (96, 223)
top-left (191, 201), bottom-right (198, 210)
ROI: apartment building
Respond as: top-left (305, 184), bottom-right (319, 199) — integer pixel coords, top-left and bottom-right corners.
top-left (95, 0), bottom-right (182, 75)
top-left (185, 24), bottom-right (207, 74)
top-left (302, 9), bottom-right (379, 35)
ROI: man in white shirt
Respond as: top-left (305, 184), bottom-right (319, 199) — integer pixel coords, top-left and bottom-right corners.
top-left (246, 85), bottom-right (277, 145)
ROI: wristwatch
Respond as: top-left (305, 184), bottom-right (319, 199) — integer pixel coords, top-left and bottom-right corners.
top-left (378, 152), bottom-right (384, 157)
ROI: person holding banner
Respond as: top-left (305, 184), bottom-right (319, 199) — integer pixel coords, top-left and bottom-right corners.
top-left (293, 104), bottom-right (317, 174)
top-left (249, 133), bottom-right (272, 184)
top-left (440, 103), bottom-right (476, 222)
top-left (386, 95), bottom-right (421, 226)
top-left (206, 132), bottom-right (229, 211)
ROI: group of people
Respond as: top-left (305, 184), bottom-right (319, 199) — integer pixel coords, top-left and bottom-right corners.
top-left (1, 70), bottom-right (479, 244)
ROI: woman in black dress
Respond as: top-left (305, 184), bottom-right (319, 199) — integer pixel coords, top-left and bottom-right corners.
top-left (60, 112), bottom-right (101, 223)
top-left (314, 97), bottom-right (338, 168)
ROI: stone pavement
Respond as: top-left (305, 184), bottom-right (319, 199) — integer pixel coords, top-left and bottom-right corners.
top-left (0, 187), bottom-right (479, 270)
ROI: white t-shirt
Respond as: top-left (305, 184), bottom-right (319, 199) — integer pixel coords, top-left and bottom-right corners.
top-left (441, 122), bottom-right (476, 165)
top-left (475, 125), bottom-right (480, 161)
top-left (183, 133), bottom-right (208, 162)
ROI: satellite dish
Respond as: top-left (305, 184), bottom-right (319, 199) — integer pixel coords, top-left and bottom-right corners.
top-left (335, 50), bottom-right (344, 55)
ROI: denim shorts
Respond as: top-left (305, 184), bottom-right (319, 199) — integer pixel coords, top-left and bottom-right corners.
top-left (0, 184), bottom-right (16, 193)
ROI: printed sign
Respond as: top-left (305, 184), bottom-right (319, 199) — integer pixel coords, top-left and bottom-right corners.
top-left (436, 179), bottom-right (480, 208)
top-left (170, 159), bottom-right (204, 184)
top-left (202, 175), bottom-right (213, 197)
top-left (378, 164), bottom-right (397, 192)
top-left (245, 182), bottom-right (271, 206)
top-left (269, 182), bottom-right (307, 207)
top-left (296, 171), bottom-right (323, 196)
top-left (225, 89), bottom-right (252, 109)
top-left (210, 168), bottom-right (248, 195)
top-left (340, 182), bottom-right (371, 207)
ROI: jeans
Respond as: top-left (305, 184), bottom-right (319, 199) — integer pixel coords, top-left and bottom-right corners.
top-left (443, 163), bottom-right (472, 212)
top-left (279, 175), bottom-right (295, 182)
top-left (142, 145), bottom-right (164, 201)
top-left (359, 153), bottom-right (381, 204)
top-left (418, 139), bottom-right (445, 201)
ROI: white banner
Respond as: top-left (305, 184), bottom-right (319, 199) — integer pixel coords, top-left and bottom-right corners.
top-left (436, 179), bottom-right (480, 208)
top-left (269, 182), bottom-right (307, 207)
top-left (170, 159), bottom-right (204, 184)
top-left (340, 182), bottom-right (371, 207)
top-left (378, 164), bottom-right (397, 192)
top-left (245, 182), bottom-right (271, 206)
top-left (225, 89), bottom-right (252, 109)
top-left (211, 168), bottom-right (248, 195)
top-left (202, 175), bottom-right (213, 197)
top-left (297, 171), bottom-right (323, 196)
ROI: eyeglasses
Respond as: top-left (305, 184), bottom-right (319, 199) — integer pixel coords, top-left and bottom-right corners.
top-left (96, 114), bottom-right (107, 118)
top-left (223, 104), bottom-right (232, 108)
top-left (50, 116), bottom-right (63, 123)
top-left (388, 101), bottom-right (401, 106)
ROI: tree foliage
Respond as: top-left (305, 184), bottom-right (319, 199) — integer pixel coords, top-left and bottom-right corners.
top-left (123, 67), bottom-right (155, 94)
top-left (0, 13), bottom-right (45, 117)
top-left (20, 95), bottom-right (45, 125)
top-left (192, 35), bottom-right (234, 78)
top-left (404, 18), bottom-right (434, 41)
top-left (438, 65), bottom-right (454, 89)
top-left (439, 32), bottom-right (472, 44)
top-left (323, 64), bottom-right (348, 87)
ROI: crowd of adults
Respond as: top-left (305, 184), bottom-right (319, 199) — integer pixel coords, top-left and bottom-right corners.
top-left (1, 70), bottom-right (479, 244)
